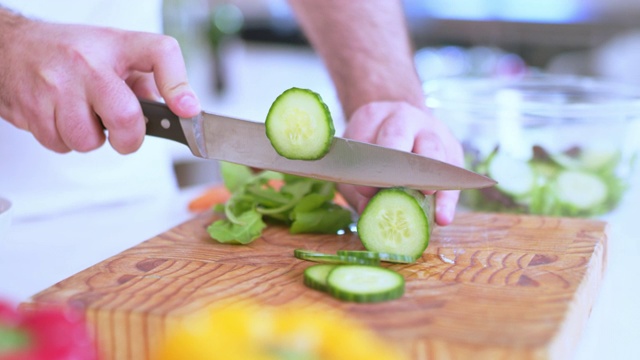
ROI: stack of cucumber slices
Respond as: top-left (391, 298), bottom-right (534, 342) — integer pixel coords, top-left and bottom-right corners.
top-left (295, 250), bottom-right (411, 303)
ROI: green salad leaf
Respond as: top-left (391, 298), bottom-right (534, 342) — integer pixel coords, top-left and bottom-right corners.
top-left (207, 162), bottom-right (353, 244)
top-left (206, 209), bottom-right (266, 244)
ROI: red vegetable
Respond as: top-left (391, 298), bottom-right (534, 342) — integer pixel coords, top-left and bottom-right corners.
top-left (0, 299), bottom-right (96, 360)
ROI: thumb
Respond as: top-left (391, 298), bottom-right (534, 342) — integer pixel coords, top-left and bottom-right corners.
top-left (122, 32), bottom-right (201, 117)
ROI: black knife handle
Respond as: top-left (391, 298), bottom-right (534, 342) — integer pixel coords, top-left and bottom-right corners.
top-left (140, 99), bottom-right (189, 146)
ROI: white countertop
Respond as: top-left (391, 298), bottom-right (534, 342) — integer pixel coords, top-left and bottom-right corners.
top-left (1, 181), bottom-right (639, 360)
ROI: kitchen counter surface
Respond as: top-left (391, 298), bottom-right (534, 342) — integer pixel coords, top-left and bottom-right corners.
top-left (1, 181), bottom-right (639, 360)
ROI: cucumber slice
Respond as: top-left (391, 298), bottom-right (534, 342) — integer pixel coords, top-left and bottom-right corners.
top-left (265, 87), bottom-right (335, 160)
top-left (293, 249), bottom-right (380, 265)
top-left (336, 250), bottom-right (380, 260)
top-left (554, 170), bottom-right (608, 209)
top-left (326, 265), bottom-right (405, 303)
top-left (303, 264), bottom-right (338, 292)
top-left (336, 250), bottom-right (417, 264)
top-left (552, 146), bottom-right (620, 172)
top-left (487, 152), bottom-right (535, 197)
top-left (357, 188), bottom-right (434, 259)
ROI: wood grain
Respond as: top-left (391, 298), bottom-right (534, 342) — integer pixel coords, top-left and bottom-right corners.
top-left (23, 212), bottom-right (607, 360)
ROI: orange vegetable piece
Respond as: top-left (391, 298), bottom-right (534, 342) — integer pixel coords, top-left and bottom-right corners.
top-left (333, 191), bottom-right (350, 208)
top-left (188, 186), bottom-right (232, 212)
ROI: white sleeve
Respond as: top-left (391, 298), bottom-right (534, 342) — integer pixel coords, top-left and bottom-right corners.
top-left (1, 0), bottom-right (163, 32)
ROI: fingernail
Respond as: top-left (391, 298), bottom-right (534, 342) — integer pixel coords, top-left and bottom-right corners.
top-left (178, 93), bottom-right (200, 114)
top-left (437, 203), bottom-right (455, 226)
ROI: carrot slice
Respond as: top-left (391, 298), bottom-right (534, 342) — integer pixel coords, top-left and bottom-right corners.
top-left (332, 191), bottom-right (350, 208)
top-left (188, 186), bottom-right (232, 212)
top-left (267, 178), bottom-right (284, 191)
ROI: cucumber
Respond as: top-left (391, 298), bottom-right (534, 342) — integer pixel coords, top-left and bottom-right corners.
top-left (326, 265), bottom-right (405, 303)
top-left (552, 146), bottom-right (620, 172)
top-left (303, 264), bottom-right (338, 292)
top-left (336, 250), bottom-right (417, 264)
top-left (554, 170), bottom-right (608, 209)
top-left (293, 249), bottom-right (380, 265)
top-left (265, 87), bottom-right (335, 160)
top-left (488, 152), bottom-right (536, 197)
top-left (463, 143), bottom-right (631, 217)
top-left (357, 188), bottom-right (434, 259)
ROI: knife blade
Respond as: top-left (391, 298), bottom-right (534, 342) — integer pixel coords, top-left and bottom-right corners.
top-left (140, 99), bottom-right (496, 191)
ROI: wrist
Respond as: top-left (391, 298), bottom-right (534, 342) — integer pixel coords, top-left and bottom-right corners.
top-left (0, 6), bottom-right (28, 37)
top-left (0, 7), bottom-right (29, 61)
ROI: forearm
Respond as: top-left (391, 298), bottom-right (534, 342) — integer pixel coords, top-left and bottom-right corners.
top-left (0, 6), bottom-right (27, 53)
top-left (287, 0), bottom-right (425, 118)
top-left (0, 6), bottom-right (28, 109)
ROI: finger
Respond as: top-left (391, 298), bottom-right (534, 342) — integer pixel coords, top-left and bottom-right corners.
top-left (374, 107), bottom-right (421, 153)
top-left (89, 74), bottom-right (145, 154)
top-left (412, 128), bottom-right (452, 197)
top-left (364, 104), bottom-right (424, 198)
top-left (345, 103), bottom-right (390, 198)
top-left (126, 71), bottom-right (161, 101)
top-left (435, 190), bottom-right (460, 226)
top-left (343, 102), bottom-right (387, 141)
top-left (55, 99), bottom-right (106, 153)
top-left (121, 33), bottom-right (200, 118)
top-left (336, 183), bottom-right (370, 214)
top-left (414, 125), bottom-right (449, 159)
top-left (25, 101), bottom-right (71, 153)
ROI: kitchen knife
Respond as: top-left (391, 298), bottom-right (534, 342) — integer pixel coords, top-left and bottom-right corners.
top-left (140, 99), bottom-right (496, 191)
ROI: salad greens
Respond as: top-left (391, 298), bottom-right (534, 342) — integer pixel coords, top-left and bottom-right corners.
top-left (207, 162), bottom-right (353, 244)
top-left (462, 145), bottom-right (635, 217)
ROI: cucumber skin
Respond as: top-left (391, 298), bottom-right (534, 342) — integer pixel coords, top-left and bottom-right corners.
top-left (357, 187), bottom-right (435, 259)
top-left (336, 250), bottom-right (417, 264)
top-left (265, 87), bottom-right (335, 160)
top-left (293, 249), bottom-right (380, 265)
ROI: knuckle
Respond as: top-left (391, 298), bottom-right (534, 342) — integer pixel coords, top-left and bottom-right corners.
top-left (109, 102), bottom-right (141, 129)
top-left (378, 116), bottom-right (409, 139)
top-left (356, 102), bottom-right (384, 120)
top-left (154, 35), bottom-right (182, 57)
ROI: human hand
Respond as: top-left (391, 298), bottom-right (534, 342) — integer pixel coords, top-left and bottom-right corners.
top-left (0, 15), bottom-right (200, 154)
top-left (337, 101), bottom-right (464, 226)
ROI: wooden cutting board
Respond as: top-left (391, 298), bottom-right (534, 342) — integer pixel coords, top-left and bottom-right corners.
top-left (24, 212), bottom-right (607, 360)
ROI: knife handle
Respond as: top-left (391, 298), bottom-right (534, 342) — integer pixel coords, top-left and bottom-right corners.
top-left (139, 99), bottom-right (189, 146)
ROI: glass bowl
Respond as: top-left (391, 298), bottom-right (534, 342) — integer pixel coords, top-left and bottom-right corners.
top-left (0, 197), bottom-right (12, 237)
top-left (425, 75), bottom-right (640, 217)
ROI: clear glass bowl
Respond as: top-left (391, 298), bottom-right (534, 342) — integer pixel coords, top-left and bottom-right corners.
top-left (0, 197), bottom-right (12, 237)
top-left (425, 75), bottom-right (640, 217)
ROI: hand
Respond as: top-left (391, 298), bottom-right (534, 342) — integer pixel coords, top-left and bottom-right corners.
top-left (0, 16), bottom-right (200, 154)
top-left (337, 101), bottom-right (464, 226)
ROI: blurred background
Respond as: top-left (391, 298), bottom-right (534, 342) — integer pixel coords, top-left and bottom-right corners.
top-left (164, 0), bottom-right (640, 187)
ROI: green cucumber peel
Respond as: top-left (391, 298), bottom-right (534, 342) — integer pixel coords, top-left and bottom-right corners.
top-left (294, 249), bottom-right (380, 265)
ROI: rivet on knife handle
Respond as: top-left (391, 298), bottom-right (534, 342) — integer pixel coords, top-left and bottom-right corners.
top-left (139, 99), bottom-right (189, 146)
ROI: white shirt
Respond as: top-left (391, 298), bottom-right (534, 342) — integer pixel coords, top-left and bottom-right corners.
top-left (0, 0), bottom-right (180, 219)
